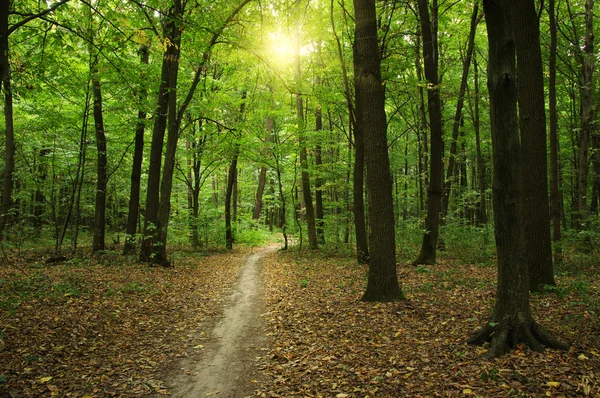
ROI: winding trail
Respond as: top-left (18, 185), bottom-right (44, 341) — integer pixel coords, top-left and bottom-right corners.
top-left (169, 247), bottom-right (274, 397)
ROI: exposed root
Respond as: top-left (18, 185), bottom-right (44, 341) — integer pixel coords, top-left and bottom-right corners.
top-left (466, 321), bottom-right (569, 359)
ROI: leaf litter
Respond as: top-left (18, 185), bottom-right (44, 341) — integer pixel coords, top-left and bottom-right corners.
top-left (255, 250), bottom-right (599, 397)
top-left (1, 247), bottom-right (599, 397)
top-left (0, 248), bottom-right (253, 397)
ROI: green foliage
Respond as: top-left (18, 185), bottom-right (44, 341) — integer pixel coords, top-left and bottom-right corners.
top-left (441, 220), bottom-right (495, 266)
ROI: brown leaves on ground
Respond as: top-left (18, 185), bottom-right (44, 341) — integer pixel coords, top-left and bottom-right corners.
top-left (256, 251), bottom-right (600, 397)
top-left (0, 248), bottom-right (253, 397)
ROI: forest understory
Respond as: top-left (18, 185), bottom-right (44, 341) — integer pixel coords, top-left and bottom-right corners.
top-left (0, 244), bottom-right (598, 397)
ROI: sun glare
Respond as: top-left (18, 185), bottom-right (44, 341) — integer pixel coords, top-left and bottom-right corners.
top-left (266, 31), bottom-right (312, 64)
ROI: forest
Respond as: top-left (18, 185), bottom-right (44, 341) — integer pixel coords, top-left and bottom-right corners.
top-left (0, 0), bottom-right (599, 396)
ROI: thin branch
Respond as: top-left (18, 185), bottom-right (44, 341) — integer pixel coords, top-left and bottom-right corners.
top-left (8, 0), bottom-right (71, 35)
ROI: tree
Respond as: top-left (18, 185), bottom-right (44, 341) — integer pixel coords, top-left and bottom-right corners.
top-left (123, 46), bottom-right (149, 255)
top-left (0, 0), bottom-right (70, 241)
top-left (91, 57), bottom-right (107, 254)
top-left (330, 0), bottom-right (368, 263)
top-left (140, 3), bottom-right (182, 263)
top-left (442, 2), bottom-right (480, 218)
top-left (294, 0), bottom-right (318, 250)
top-left (413, 0), bottom-right (443, 265)
top-left (548, 0), bottom-right (561, 257)
top-left (575, 0), bottom-right (595, 229)
top-left (510, 0), bottom-right (555, 291)
top-left (353, 0), bottom-right (403, 302)
top-left (467, 0), bottom-right (568, 358)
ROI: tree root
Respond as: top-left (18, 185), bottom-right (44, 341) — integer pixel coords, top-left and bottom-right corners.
top-left (466, 321), bottom-right (569, 359)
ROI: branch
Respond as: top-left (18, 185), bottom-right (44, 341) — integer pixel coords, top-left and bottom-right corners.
top-left (8, 0), bottom-right (71, 35)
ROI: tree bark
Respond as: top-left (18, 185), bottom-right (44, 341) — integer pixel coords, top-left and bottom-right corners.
top-left (548, 0), bottom-right (561, 250)
top-left (295, 0), bottom-right (318, 250)
top-left (353, 0), bottom-right (403, 302)
top-left (91, 60), bottom-right (107, 254)
top-left (471, 51), bottom-right (487, 225)
top-left (140, 6), bottom-right (180, 262)
top-left (225, 149), bottom-right (239, 250)
top-left (253, 118), bottom-right (272, 220)
top-left (0, 2), bottom-right (13, 240)
top-left (467, 0), bottom-right (567, 358)
top-left (510, 0), bottom-right (555, 291)
top-left (414, 0), bottom-right (443, 265)
top-left (330, 0), bottom-right (367, 262)
top-left (315, 104), bottom-right (325, 244)
top-left (0, 64), bottom-right (14, 241)
top-left (575, 0), bottom-right (595, 229)
top-left (225, 91), bottom-right (246, 250)
top-left (123, 46), bottom-right (149, 255)
top-left (443, 2), bottom-right (479, 217)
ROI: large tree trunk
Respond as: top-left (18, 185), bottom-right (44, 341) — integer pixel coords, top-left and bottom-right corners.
top-left (153, 1), bottom-right (184, 266)
top-left (467, 0), bottom-right (567, 358)
top-left (511, 0), bottom-right (555, 291)
top-left (123, 46), bottom-right (149, 255)
top-left (91, 61), bottom-right (107, 254)
top-left (414, 0), bottom-right (443, 265)
top-left (331, 0), bottom-right (367, 262)
top-left (140, 6), bottom-right (180, 262)
top-left (575, 0), bottom-right (595, 229)
top-left (353, 0), bottom-right (403, 302)
top-left (442, 2), bottom-right (479, 217)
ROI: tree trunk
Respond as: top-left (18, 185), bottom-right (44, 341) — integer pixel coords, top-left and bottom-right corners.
top-left (91, 61), bottom-right (107, 254)
top-left (331, 0), bottom-right (367, 262)
top-left (123, 46), bottom-right (149, 255)
top-left (443, 2), bottom-right (479, 217)
top-left (253, 118), bottom-right (272, 220)
top-left (471, 51), bottom-right (487, 225)
top-left (0, 64), bottom-right (14, 241)
top-left (575, 0), bottom-right (595, 229)
top-left (315, 105), bottom-right (325, 244)
top-left (295, 0), bottom-right (318, 250)
top-left (510, 0), bottom-right (555, 291)
top-left (467, 0), bottom-right (567, 358)
top-left (353, 0), bottom-right (403, 302)
top-left (548, 0), bottom-right (561, 250)
top-left (225, 148), bottom-right (239, 250)
top-left (140, 6), bottom-right (180, 262)
top-left (153, 1), bottom-right (184, 266)
top-left (414, 0), bottom-right (443, 265)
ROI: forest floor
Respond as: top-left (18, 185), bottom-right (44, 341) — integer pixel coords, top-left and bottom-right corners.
top-left (0, 244), bottom-right (599, 397)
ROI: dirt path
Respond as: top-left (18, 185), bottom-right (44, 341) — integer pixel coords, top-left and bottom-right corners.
top-left (166, 247), bottom-right (274, 398)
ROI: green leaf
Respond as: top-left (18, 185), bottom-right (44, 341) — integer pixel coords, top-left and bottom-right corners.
top-left (488, 322), bottom-right (497, 327)
top-left (0, 375), bottom-right (7, 383)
